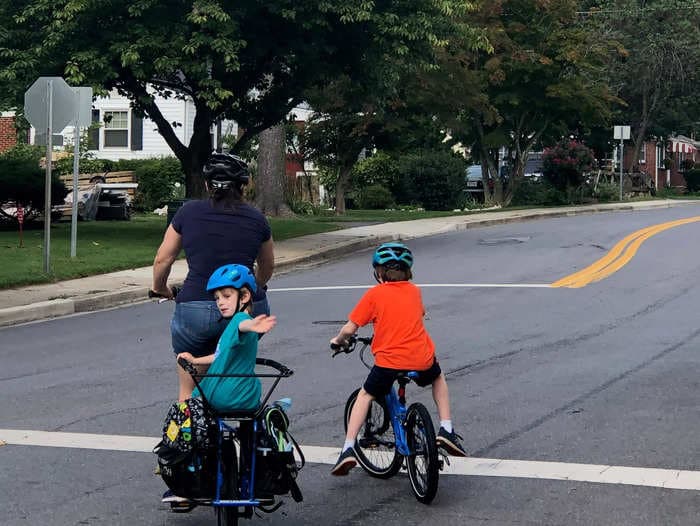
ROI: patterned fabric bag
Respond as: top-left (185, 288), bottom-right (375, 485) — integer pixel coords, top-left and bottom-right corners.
top-left (161, 398), bottom-right (217, 453)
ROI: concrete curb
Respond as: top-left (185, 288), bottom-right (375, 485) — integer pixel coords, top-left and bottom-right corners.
top-left (0, 199), bottom-right (696, 328)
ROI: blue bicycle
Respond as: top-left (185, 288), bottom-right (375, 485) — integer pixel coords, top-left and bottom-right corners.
top-left (332, 335), bottom-right (441, 504)
top-left (173, 357), bottom-right (303, 526)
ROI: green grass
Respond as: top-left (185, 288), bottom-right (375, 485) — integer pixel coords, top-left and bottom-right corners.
top-left (2, 209), bottom-right (473, 289)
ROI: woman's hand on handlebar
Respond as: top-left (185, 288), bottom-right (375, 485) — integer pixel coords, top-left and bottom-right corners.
top-left (148, 285), bottom-right (179, 302)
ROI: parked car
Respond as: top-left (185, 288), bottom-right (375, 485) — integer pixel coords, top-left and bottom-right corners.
top-left (465, 164), bottom-right (489, 201)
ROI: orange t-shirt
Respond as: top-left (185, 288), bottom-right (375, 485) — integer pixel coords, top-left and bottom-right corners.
top-left (348, 281), bottom-right (435, 370)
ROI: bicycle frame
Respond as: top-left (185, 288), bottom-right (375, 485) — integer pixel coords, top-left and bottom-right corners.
top-left (214, 418), bottom-right (261, 509)
top-left (176, 357), bottom-right (293, 512)
top-left (383, 372), bottom-right (419, 457)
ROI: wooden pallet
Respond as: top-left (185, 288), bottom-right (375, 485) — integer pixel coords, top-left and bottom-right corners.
top-left (57, 171), bottom-right (137, 219)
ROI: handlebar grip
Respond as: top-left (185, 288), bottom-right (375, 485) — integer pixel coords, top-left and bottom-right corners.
top-left (148, 286), bottom-right (180, 299)
top-left (177, 357), bottom-right (196, 375)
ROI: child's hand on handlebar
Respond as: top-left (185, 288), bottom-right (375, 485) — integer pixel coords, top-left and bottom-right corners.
top-left (177, 352), bottom-right (195, 365)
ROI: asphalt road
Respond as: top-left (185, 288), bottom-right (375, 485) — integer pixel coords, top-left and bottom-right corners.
top-left (2, 205), bottom-right (700, 525)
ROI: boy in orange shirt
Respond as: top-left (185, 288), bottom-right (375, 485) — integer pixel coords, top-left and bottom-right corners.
top-left (330, 242), bottom-right (466, 476)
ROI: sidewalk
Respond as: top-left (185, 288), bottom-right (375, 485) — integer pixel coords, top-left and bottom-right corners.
top-left (1, 199), bottom-right (698, 327)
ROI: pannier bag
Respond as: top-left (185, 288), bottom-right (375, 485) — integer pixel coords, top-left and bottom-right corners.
top-left (154, 398), bottom-right (218, 499)
top-left (161, 398), bottom-right (217, 453)
top-left (255, 402), bottom-right (305, 502)
top-left (154, 441), bottom-right (217, 499)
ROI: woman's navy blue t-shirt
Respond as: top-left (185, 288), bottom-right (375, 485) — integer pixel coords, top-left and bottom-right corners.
top-left (171, 200), bottom-right (271, 303)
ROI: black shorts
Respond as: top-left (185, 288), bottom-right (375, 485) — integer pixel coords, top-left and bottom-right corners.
top-left (363, 359), bottom-right (442, 399)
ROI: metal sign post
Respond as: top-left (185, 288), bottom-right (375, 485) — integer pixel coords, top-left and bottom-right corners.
top-left (44, 80), bottom-right (54, 273)
top-left (24, 77), bottom-right (76, 273)
top-left (70, 87), bottom-right (93, 258)
top-left (614, 125), bottom-right (631, 201)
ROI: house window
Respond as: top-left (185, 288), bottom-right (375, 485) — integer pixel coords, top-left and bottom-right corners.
top-left (638, 145), bottom-right (645, 164)
top-left (103, 110), bottom-right (129, 147)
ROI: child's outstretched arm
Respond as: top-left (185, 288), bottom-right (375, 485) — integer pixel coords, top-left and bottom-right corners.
top-left (330, 320), bottom-right (359, 347)
top-left (239, 314), bottom-right (277, 334)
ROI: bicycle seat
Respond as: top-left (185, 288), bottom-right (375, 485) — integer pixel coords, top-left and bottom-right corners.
top-left (395, 371), bottom-right (419, 382)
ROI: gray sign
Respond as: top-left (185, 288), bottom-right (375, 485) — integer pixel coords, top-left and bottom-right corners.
top-left (73, 86), bottom-right (93, 127)
top-left (24, 77), bottom-right (76, 131)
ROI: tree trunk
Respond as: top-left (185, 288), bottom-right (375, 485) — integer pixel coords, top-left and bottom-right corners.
top-left (256, 123), bottom-right (294, 216)
top-left (334, 164), bottom-right (353, 215)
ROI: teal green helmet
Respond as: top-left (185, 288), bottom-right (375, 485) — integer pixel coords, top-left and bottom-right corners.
top-left (372, 242), bottom-right (413, 269)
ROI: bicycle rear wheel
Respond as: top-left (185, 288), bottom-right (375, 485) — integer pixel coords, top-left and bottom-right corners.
top-left (216, 436), bottom-right (239, 526)
top-left (344, 388), bottom-right (402, 478)
top-left (405, 403), bottom-right (439, 504)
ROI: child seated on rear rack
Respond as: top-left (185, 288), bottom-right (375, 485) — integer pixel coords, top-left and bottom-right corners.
top-left (329, 242), bottom-right (467, 476)
top-left (162, 263), bottom-right (276, 505)
top-left (176, 263), bottom-right (276, 413)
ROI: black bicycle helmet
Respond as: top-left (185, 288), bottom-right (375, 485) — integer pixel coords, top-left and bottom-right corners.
top-left (202, 152), bottom-right (250, 188)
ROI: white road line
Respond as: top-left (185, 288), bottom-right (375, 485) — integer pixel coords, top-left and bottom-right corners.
top-left (2, 429), bottom-right (698, 491)
top-left (270, 283), bottom-right (552, 292)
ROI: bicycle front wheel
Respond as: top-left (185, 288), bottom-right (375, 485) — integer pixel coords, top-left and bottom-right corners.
top-left (344, 388), bottom-right (402, 478)
top-left (405, 403), bottom-right (439, 504)
top-left (216, 436), bottom-right (239, 526)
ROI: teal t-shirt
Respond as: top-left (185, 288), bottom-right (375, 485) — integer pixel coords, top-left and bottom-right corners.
top-left (193, 312), bottom-right (261, 411)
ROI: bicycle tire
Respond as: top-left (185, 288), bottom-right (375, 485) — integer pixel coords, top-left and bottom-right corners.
top-left (216, 436), bottom-right (239, 526)
top-left (344, 388), bottom-right (402, 478)
top-left (405, 403), bottom-right (439, 504)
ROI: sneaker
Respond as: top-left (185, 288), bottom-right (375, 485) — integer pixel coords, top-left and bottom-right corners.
top-left (330, 448), bottom-right (357, 476)
top-left (161, 489), bottom-right (189, 504)
top-left (436, 427), bottom-right (468, 457)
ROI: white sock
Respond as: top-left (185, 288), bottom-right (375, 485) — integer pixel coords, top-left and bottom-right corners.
top-left (440, 420), bottom-right (453, 433)
top-left (342, 439), bottom-right (355, 452)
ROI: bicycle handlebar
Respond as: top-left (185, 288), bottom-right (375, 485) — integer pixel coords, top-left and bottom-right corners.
top-left (148, 286), bottom-right (180, 301)
top-left (331, 334), bottom-right (373, 357)
top-left (177, 356), bottom-right (294, 378)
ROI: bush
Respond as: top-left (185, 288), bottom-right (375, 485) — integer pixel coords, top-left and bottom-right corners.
top-left (356, 184), bottom-right (395, 209)
top-left (510, 178), bottom-right (567, 206)
top-left (595, 181), bottom-right (619, 203)
top-left (125, 157), bottom-right (185, 211)
top-left (542, 141), bottom-right (595, 193)
top-left (351, 152), bottom-right (399, 188)
top-left (683, 169), bottom-right (700, 193)
top-left (0, 145), bottom-right (68, 225)
top-left (393, 150), bottom-right (466, 210)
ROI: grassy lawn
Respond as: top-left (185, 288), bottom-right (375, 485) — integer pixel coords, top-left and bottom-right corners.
top-left (0, 209), bottom-right (474, 289)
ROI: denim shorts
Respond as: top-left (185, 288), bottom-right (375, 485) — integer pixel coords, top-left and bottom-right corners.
top-left (171, 296), bottom-right (270, 357)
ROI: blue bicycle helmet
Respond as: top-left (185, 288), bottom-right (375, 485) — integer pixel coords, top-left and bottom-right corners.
top-left (372, 242), bottom-right (413, 269)
top-left (206, 264), bottom-right (257, 294)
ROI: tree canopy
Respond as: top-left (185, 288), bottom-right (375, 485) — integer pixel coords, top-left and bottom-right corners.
top-left (0, 0), bottom-right (465, 197)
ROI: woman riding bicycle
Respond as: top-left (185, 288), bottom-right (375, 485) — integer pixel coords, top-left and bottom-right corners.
top-left (151, 152), bottom-right (274, 402)
top-left (329, 242), bottom-right (467, 476)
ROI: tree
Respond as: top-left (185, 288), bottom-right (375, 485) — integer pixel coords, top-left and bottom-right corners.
top-left (255, 123), bottom-right (292, 216)
top-left (0, 145), bottom-right (68, 224)
top-left (0, 1), bottom-right (470, 203)
top-left (430, 0), bottom-right (616, 205)
top-left (591, 0), bottom-right (700, 162)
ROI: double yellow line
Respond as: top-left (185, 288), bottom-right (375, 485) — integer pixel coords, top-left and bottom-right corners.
top-left (552, 216), bottom-right (700, 288)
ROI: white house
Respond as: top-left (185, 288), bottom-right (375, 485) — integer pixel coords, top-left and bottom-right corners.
top-left (31, 89), bottom-right (238, 160)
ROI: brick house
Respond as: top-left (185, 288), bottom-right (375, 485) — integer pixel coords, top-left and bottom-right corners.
top-left (0, 111), bottom-right (19, 153)
top-left (622, 135), bottom-right (698, 190)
